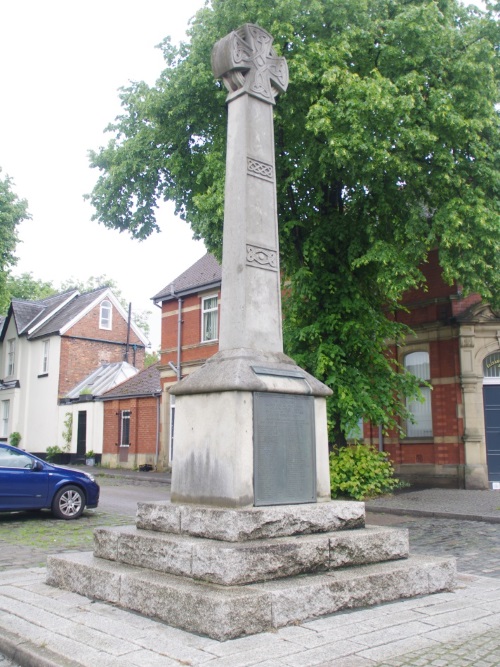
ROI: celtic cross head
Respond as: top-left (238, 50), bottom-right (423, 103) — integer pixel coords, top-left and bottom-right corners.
top-left (212, 23), bottom-right (288, 105)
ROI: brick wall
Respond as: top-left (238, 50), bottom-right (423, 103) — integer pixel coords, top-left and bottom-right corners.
top-left (160, 289), bottom-right (221, 376)
top-left (59, 302), bottom-right (145, 396)
top-left (102, 397), bottom-right (159, 462)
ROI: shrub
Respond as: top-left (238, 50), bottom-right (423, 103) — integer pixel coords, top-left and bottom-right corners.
top-left (329, 444), bottom-right (406, 500)
top-left (46, 445), bottom-right (62, 462)
top-left (9, 431), bottom-right (21, 448)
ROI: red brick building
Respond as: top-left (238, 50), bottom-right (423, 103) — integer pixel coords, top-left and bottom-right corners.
top-left (376, 250), bottom-right (499, 490)
top-left (100, 362), bottom-right (161, 469)
top-left (151, 254), bottom-right (221, 469)
top-left (150, 251), bottom-right (499, 488)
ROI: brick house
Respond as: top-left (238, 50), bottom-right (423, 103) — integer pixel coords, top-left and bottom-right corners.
top-left (377, 249), bottom-right (500, 490)
top-left (151, 251), bottom-right (499, 489)
top-left (152, 253), bottom-right (221, 469)
top-left (100, 362), bottom-right (161, 469)
top-left (0, 287), bottom-right (147, 459)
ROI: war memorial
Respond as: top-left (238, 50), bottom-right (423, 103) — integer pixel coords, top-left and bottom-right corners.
top-left (47, 24), bottom-right (456, 641)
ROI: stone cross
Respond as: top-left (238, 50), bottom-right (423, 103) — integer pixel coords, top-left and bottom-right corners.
top-left (211, 24), bottom-right (288, 353)
top-left (212, 23), bottom-right (288, 103)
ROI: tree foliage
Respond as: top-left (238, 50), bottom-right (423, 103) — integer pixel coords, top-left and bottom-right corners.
top-left (5, 272), bottom-right (56, 303)
top-left (86, 0), bottom-right (500, 440)
top-left (0, 169), bottom-right (30, 312)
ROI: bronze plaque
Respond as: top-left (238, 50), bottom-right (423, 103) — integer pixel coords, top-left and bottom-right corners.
top-left (254, 392), bottom-right (316, 506)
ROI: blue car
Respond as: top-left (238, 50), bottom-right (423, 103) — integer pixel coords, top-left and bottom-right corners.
top-left (0, 443), bottom-right (100, 519)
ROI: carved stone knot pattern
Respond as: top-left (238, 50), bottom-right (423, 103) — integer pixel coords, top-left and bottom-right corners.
top-left (212, 23), bottom-right (288, 105)
top-left (246, 245), bottom-right (278, 271)
top-left (247, 157), bottom-right (274, 181)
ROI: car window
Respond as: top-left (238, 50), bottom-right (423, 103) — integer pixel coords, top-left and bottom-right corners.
top-left (0, 446), bottom-right (34, 469)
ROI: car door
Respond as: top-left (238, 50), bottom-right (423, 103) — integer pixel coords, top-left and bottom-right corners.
top-left (0, 445), bottom-right (49, 510)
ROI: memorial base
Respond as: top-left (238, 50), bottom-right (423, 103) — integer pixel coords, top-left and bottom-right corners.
top-left (46, 500), bottom-right (456, 641)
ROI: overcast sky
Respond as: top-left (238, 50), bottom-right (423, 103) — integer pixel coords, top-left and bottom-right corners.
top-left (0, 0), bottom-right (207, 349)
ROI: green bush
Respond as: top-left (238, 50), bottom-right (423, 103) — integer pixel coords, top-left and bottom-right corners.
top-left (329, 444), bottom-right (406, 500)
top-left (9, 431), bottom-right (21, 447)
top-left (45, 445), bottom-right (62, 462)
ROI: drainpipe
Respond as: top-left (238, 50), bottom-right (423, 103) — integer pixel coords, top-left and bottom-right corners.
top-left (155, 394), bottom-right (160, 468)
top-left (176, 297), bottom-right (182, 381)
top-left (125, 303), bottom-right (132, 362)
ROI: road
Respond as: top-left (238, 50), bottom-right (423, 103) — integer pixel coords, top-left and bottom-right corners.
top-left (97, 476), bottom-right (170, 515)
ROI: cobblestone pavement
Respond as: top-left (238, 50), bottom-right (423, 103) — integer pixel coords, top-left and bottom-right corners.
top-left (367, 513), bottom-right (500, 579)
top-left (1, 483), bottom-right (500, 666)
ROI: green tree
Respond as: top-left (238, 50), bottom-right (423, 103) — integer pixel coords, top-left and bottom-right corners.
top-left (85, 0), bottom-right (500, 440)
top-left (5, 272), bottom-right (56, 305)
top-left (0, 169), bottom-right (30, 312)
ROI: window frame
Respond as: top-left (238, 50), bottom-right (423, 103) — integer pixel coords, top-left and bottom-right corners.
top-left (201, 294), bottom-right (218, 343)
top-left (41, 340), bottom-right (50, 375)
top-left (1, 401), bottom-right (10, 438)
top-left (404, 350), bottom-right (433, 438)
top-left (6, 339), bottom-right (15, 377)
top-left (99, 300), bottom-right (112, 330)
top-left (120, 409), bottom-right (131, 446)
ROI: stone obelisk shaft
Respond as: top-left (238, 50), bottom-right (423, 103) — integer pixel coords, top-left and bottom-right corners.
top-left (219, 92), bottom-right (282, 352)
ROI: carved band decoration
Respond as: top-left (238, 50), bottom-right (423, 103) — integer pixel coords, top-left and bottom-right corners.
top-left (460, 337), bottom-right (475, 348)
top-left (247, 157), bottom-right (274, 181)
top-left (246, 245), bottom-right (278, 271)
top-left (211, 23), bottom-right (289, 105)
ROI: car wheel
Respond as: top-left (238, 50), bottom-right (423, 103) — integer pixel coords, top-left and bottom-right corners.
top-left (51, 485), bottom-right (85, 520)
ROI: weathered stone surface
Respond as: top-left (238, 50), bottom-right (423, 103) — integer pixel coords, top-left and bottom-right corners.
top-left (46, 552), bottom-right (121, 604)
top-left (328, 524), bottom-right (409, 567)
top-left (136, 500), bottom-right (365, 541)
top-left (119, 569), bottom-right (272, 641)
top-left (46, 551), bottom-right (456, 641)
top-left (252, 555), bottom-right (457, 628)
top-left (92, 524), bottom-right (408, 585)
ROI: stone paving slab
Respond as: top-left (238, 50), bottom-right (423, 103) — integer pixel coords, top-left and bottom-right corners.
top-left (1, 570), bottom-right (499, 666)
top-left (366, 489), bottom-right (500, 523)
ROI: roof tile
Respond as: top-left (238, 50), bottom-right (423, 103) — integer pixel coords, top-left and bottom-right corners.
top-left (152, 253), bottom-right (221, 303)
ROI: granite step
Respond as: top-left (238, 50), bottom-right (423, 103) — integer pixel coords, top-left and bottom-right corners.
top-left (46, 551), bottom-right (456, 641)
top-left (136, 499), bottom-right (365, 541)
top-left (93, 523), bottom-right (409, 585)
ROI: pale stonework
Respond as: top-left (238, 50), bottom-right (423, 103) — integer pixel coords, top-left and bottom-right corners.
top-left (46, 24), bottom-right (456, 640)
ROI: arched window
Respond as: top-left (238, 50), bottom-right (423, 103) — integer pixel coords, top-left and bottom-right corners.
top-left (99, 300), bottom-right (112, 330)
top-left (404, 351), bottom-right (433, 438)
top-left (483, 352), bottom-right (500, 379)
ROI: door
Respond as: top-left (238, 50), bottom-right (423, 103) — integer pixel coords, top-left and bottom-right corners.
top-left (483, 385), bottom-right (500, 483)
top-left (77, 411), bottom-right (87, 458)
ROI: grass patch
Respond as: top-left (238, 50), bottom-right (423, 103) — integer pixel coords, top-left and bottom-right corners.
top-left (0, 510), bottom-right (131, 552)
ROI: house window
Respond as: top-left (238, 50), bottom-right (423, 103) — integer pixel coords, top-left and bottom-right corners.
top-left (100, 300), bottom-right (112, 330)
top-left (6, 339), bottom-right (15, 377)
top-left (1, 401), bottom-right (9, 438)
top-left (201, 295), bottom-right (218, 342)
top-left (120, 410), bottom-right (131, 446)
top-left (404, 351), bottom-right (433, 437)
top-left (483, 352), bottom-right (500, 379)
top-left (41, 340), bottom-right (50, 374)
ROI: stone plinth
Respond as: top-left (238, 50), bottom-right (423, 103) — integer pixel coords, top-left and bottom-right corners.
top-left (47, 500), bottom-right (456, 641)
top-left (136, 498), bottom-right (365, 540)
top-left (47, 550), bottom-right (456, 642)
top-left (169, 349), bottom-right (332, 507)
